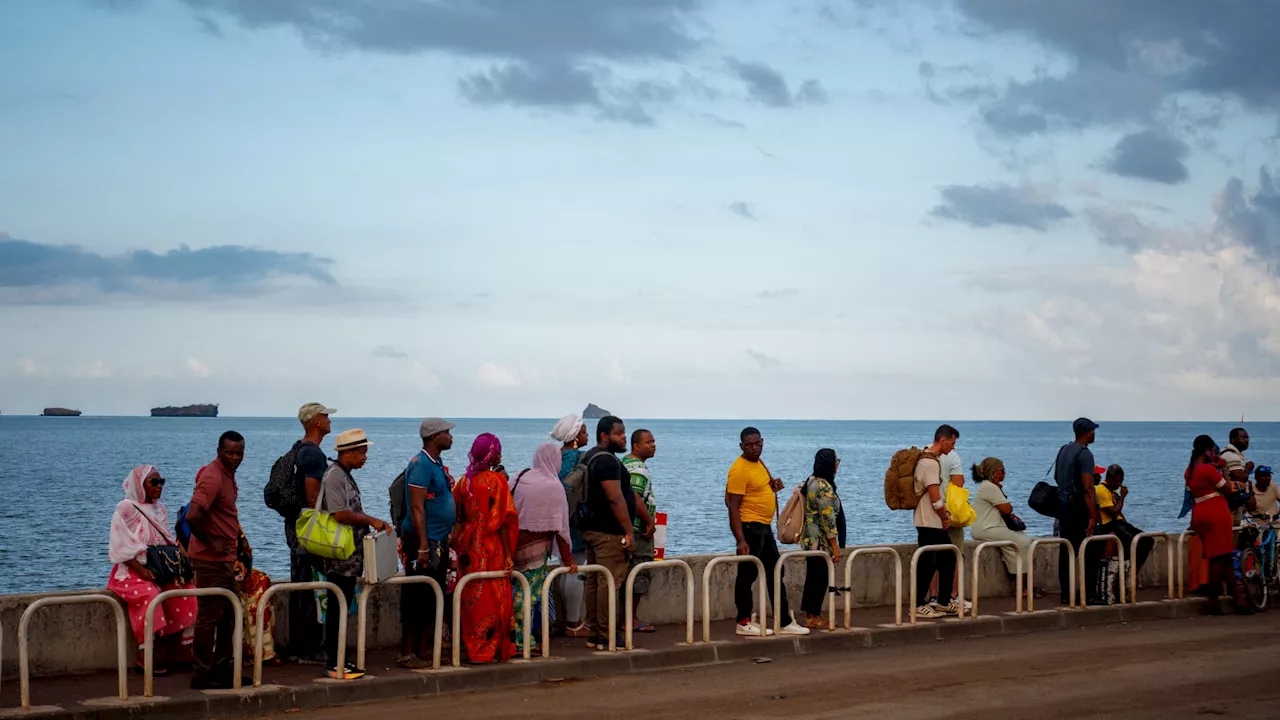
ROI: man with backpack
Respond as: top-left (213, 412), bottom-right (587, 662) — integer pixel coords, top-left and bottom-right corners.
top-left (910, 425), bottom-right (960, 619)
top-left (263, 402), bottom-right (334, 666)
top-left (726, 427), bottom-right (809, 636)
top-left (578, 416), bottom-right (638, 650)
top-left (396, 417), bottom-right (457, 669)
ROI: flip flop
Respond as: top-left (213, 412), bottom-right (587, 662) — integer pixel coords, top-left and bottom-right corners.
top-left (633, 622), bottom-right (657, 633)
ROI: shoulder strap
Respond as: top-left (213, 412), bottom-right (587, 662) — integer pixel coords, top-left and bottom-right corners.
top-left (313, 465), bottom-right (328, 513)
top-left (511, 468), bottom-right (531, 494)
top-left (130, 503), bottom-right (176, 544)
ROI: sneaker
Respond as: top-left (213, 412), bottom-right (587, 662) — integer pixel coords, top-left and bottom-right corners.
top-left (940, 599), bottom-right (969, 616)
top-left (915, 604), bottom-right (946, 620)
top-left (585, 636), bottom-right (606, 650)
top-left (396, 654), bottom-right (430, 670)
top-left (779, 621), bottom-right (810, 636)
top-left (326, 662), bottom-right (366, 680)
top-left (735, 620), bottom-right (775, 637)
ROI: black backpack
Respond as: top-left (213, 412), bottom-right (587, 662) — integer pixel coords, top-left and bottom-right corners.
top-left (389, 468), bottom-right (408, 529)
top-left (264, 442), bottom-right (305, 518)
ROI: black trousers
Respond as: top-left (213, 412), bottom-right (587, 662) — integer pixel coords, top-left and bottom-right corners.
top-left (324, 573), bottom-right (358, 670)
top-left (735, 523), bottom-right (790, 623)
top-left (289, 550), bottom-right (327, 660)
top-left (1058, 513), bottom-right (1103, 604)
top-left (800, 555), bottom-right (831, 616)
top-left (192, 559), bottom-right (237, 682)
top-left (400, 532), bottom-right (450, 648)
top-left (915, 528), bottom-right (955, 606)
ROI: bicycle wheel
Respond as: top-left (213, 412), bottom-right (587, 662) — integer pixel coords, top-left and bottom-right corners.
top-left (1240, 547), bottom-right (1269, 612)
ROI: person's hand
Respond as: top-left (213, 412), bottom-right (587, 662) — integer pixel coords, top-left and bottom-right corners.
top-left (567, 562), bottom-right (579, 574)
top-left (623, 531), bottom-right (636, 558)
top-left (770, 477), bottom-right (785, 493)
top-left (137, 566), bottom-right (155, 582)
top-left (643, 518), bottom-right (656, 538)
top-left (375, 519), bottom-right (392, 534)
top-left (234, 561), bottom-right (247, 583)
top-left (736, 539), bottom-right (750, 556)
top-left (832, 549), bottom-right (841, 564)
top-left (1246, 461), bottom-right (1256, 474)
top-left (1087, 518), bottom-right (1098, 536)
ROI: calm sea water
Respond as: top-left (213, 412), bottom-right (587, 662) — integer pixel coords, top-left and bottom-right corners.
top-left (1, 417), bottom-right (1275, 595)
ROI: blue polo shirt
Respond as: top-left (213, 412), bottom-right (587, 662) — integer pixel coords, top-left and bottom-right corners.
top-left (401, 450), bottom-right (456, 542)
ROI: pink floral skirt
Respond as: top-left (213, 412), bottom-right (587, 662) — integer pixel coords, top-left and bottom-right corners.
top-left (107, 566), bottom-right (198, 646)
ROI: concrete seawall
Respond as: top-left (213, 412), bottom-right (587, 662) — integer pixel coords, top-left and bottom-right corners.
top-left (0, 537), bottom-right (1176, 680)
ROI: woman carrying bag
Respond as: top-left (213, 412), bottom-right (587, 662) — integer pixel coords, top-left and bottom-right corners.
top-left (799, 449), bottom-right (844, 630)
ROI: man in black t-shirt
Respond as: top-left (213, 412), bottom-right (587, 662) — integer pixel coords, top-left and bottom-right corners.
top-left (1054, 418), bottom-right (1102, 605)
top-left (287, 402), bottom-right (335, 664)
top-left (578, 415), bottom-right (636, 650)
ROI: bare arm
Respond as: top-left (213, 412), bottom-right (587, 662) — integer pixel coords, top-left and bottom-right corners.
top-left (305, 475), bottom-right (322, 507)
top-left (725, 492), bottom-right (748, 554)
top-left (1081, 473), bottom-right (1099, 530)
top-left (995, 502), bottom-right (1014, 515)
top-left (409, 485), bottom-right (429, 552)
top-left (332, 509), bottom-right (390, 533)
top-left (926, 483), bottom-right (952, 529)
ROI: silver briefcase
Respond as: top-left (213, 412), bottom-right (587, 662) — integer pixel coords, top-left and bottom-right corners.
top-left (363, 529), bottom-right (400, 584)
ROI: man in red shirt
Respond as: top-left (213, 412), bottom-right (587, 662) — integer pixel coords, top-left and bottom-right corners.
top-left (186, 431), bottom-right (244, 690)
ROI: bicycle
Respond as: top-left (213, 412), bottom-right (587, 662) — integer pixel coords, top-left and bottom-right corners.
top-left (1235, 513), bottom-right (1279, 612)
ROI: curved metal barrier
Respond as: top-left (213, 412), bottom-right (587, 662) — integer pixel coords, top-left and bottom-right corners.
top-left (144, 588), bottom-right (242, 697)
top-left (842, 546), bottom-right (903, 628)
top-left (625, 559), bottom-right (693, 650)
top-left (1176, 529), bottom-right (1195, 599)
top-left (702, 555), bottom-right (767, 641)
top-left (774, 551), bottom-right (835, 633)
top-left (541, 565), bottom-right (613, 656)
top-left (255, 581), bottom-right (347, 687)
top-left (454, 570), bottom-right (530, 667)
top-left (1128, 531), bottom-right (1174, 602)
top-left (19, 594), bottom-right (129, 709)
top-left (909, 544), bottom-right (965, 624)
top-left (1026, 538), bottom-right (1076, 611)
top-left (1078, 533), bottom-right (1126, 605)
top-left (356, 574), bottom-right (443, 670)
top-left (970, 541), bottom-right (1024, 617)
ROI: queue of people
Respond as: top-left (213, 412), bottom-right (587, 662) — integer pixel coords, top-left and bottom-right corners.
top-left (103, 408), bottom-right (1272, 688)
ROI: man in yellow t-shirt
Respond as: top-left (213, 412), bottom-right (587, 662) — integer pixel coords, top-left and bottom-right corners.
top-left (1095, 465), bottom-right (1152, 576)
top-left (724, 427), bottom-right (808, 637)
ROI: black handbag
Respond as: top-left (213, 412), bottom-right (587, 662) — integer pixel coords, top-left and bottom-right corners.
top-left (1027, 481), bottom-right (1061, 519)
top-left (1003, 512), bottom-right (1028, 532)
top-left (132, 504), bottom-right (195, 585)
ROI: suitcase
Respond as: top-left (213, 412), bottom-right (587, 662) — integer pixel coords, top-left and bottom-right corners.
top-left (363, 529), bottom-right (400, 584)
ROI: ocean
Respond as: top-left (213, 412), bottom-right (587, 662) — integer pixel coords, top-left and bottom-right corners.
top-left (1, 416), bottom-right (1274, 595)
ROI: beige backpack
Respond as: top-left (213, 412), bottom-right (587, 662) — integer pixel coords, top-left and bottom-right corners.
top-left (884, 447), bottom-right (937, 510)
top-left (778, 478), bottom-right (812, 544)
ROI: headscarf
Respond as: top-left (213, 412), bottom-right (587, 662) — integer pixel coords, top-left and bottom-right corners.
top-left (466, 433), bottom-right (503, 478)
top-left (971, 457), bottom-right (1005, 483)
top-left (108, 465), bottom-right (173, 581)
top-left (511, 443), bottom-right (572, 560)
top-left (549, 414), bottom-right (584, 445)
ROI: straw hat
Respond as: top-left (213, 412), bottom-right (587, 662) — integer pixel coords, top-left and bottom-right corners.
top-left (334, 428), bottom-right (373, 452)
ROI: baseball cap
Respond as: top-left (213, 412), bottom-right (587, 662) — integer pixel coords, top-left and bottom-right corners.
top-left (298, 402), bottom-right (336, 424)
top-left (419, 417), bottom-right (456, 439)
top-left (1094, 466), bottom-right (1106, 476)
top-left (1258, 465), bottom-right (1273, 475)
top-left (1073, 417), bottom-right (1099, 435)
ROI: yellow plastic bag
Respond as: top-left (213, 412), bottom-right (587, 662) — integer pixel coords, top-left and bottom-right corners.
top-left (945, 485), bottom-right (976, 528)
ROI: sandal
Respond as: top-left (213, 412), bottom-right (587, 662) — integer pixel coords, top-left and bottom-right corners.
top-left (633, 622), bottom-right (656, 633)
top-left (564, 623), bottom-right (591, 638)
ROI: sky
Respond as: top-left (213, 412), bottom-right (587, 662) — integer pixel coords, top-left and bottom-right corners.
top-left (1, 0), bottom-right (1278, 421)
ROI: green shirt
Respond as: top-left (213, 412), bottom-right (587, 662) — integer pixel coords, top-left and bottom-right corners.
top-left (622, 456), bottom-right (656, 533)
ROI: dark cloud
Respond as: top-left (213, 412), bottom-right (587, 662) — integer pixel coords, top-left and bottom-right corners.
top-left (728, 59), bottom-right (828, 108)
top-left (1216, 167), bottom-right (1280, 265)
top-left (0, 234), bottom-right (335, 300)
top-left (746, 349), bottom-right (781, 370)
top-left (169, 0), bottom-right (706, 122)
top-left (1103, 129), bottom-right (1190, 185)
top-left (930, 183), bottom-right (1072, 231)
top-left (728, 201), bottom-right (757, 220)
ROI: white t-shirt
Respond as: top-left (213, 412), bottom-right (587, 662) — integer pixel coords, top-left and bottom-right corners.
top-left (1221, 445), bottom-right (1247, 475)
top-left (913, 456), bottom-right (943, 529)
top-left (1251, 483), bottom-right (1280, 518)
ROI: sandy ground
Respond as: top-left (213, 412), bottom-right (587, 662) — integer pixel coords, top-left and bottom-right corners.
top-left (251, 612), bottom-right (1280, 720)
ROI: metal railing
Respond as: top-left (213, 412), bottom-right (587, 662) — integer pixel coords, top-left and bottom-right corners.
top-left (1026, 538), bottom-right (1076, 611)
top-left (702, 555), bottom-right (766, 641)
top-left (255, 581), bottom-right (348, 687)
top-left (774, 551), bottom-right (835, 633)
top-left (19, 594), bottom-right (129, 709)
top-left (541, 565), bottom-right (612, 657)
top-left (1176, 529), bottom-right (1195, 599)
top-left (356, 573), bottom-right (444, 670)
top-left (144, 588), bottom-right (242, 697)
top-left (625, 559), bottom-right (693, 650)
top-left (1078, 533), bottom-right (1126, 605)
top-left (1128, 531), bottom-right (1174, 602)
top-left (909, 544), bottom-right (965, 624)
top-left (970, 541), bottom-right (1024, 617)
top-left (842, 546), bottom-right (902, 628)
top-left (454, 570), bottom-right (530, 667)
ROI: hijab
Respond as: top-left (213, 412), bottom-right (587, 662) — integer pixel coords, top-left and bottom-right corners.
top-left (511, 443), bottom-right (573, 560)
top-left (108, 465), bottom-right (173, 580)
top-left (466, 433), bottom-right (503, 478)
top-left (549, 414), bottom-right (584, 445)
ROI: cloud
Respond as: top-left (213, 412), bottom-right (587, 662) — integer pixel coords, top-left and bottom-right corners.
top-left (17, 357), bottom-right (48, 377)
top-left (72, 360), bottom-right (113, 380)
top-left (755, 288), bottom-right (800, 300)
top-left (458, 60), bottom-right (655, 125)
top-left (929, 184), bottom-right (1073, 231)
top-left (370, 345), bottom-right (410, 360)
top-left (746, 349), bottom-right (781, 369)
top-left (1103, 129), bottom-right (1190, 185)
top-left (1215, 167), bottom-right (1280, 266)
top-left (476, 361), bottom-right (520, 389)
top-left (0, 234), bottom-right (335, 302)
top-left (728, 201), bottom-right (757, 220)
top-left (184, 358), bottom-right (212, 378)
top-left (727, 59), bottom-right (827, 108)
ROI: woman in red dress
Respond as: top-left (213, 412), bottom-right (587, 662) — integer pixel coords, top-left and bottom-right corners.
top-left (1186, 434), bottom-right (1251, 615)
top-left (452, 433), bottom-right (520, 663)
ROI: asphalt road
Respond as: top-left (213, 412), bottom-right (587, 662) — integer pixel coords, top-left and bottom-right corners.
top-left (254, 613), bottom-right (1280, 720)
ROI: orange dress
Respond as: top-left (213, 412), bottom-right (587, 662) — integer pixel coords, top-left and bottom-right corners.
top-left (452, 470), bottom-right (520, 663)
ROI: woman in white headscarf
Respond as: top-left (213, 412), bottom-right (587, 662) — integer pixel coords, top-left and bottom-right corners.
top-left (549, 413), bottom-right (590, 636)
top-left (107, 465), bottom-right (198, 674)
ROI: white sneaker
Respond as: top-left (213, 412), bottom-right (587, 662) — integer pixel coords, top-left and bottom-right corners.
top-left (915, 604), bottom-right (946, 619)
top-left (779, 621), bottom-right (811, 636)
top-left (736, 621), bottom-right (775, 637)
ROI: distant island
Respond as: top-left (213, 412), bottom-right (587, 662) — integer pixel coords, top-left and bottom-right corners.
top-left (42, 408), bottom-right (81, 417)
top-left (151, 403), bottom-right (219, 418)
top-left (582, 403), bottom-right (610, 419)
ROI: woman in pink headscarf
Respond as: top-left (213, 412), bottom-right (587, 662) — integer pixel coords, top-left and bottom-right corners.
top-left (451, 434), bottom-right (520, 663)
top-left (510, 442), bottom-right (577, 654)
top-left (107, 465), bottom-right (198, 674)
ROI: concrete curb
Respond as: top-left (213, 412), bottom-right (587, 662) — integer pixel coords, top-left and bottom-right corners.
top-left (1, 599), bottom-right (1207, 720)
